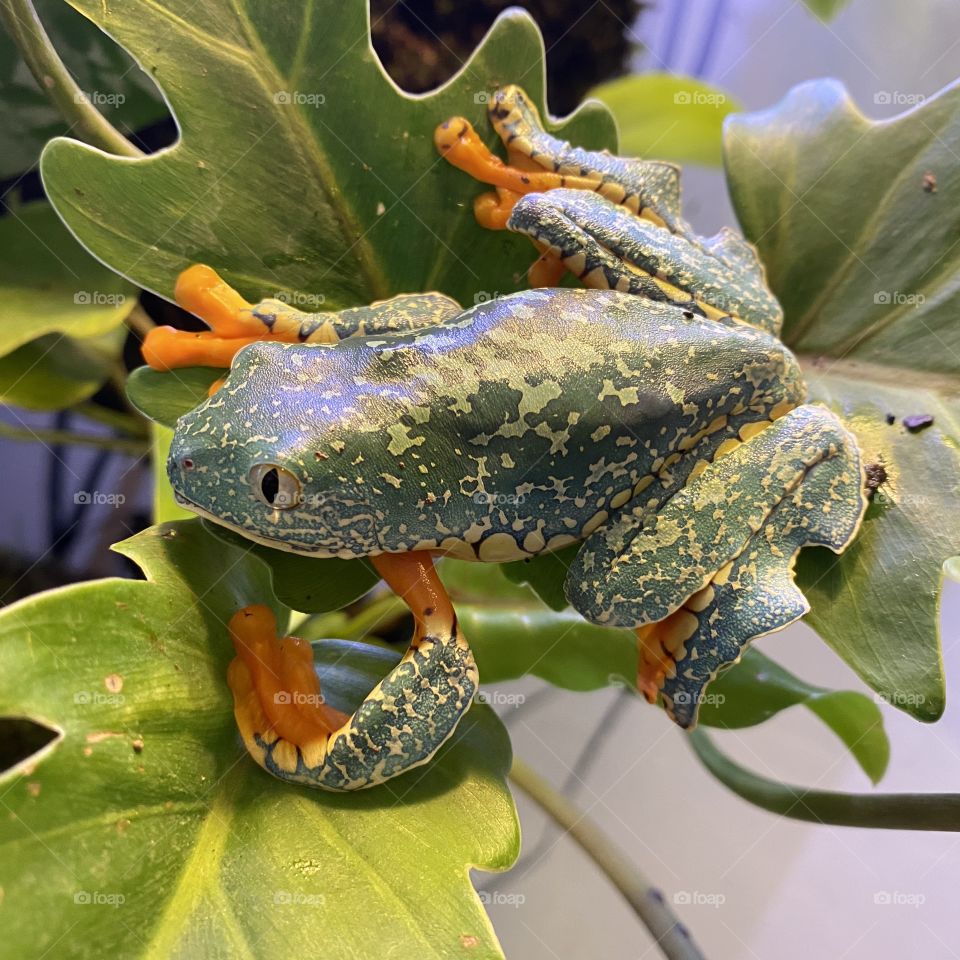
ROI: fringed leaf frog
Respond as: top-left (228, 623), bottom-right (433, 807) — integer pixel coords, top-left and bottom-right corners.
top-left (150, 89), bottom-right (866, 791)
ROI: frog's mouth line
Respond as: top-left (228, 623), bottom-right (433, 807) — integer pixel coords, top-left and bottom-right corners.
top-left (171, 491), bottom-right (356, 559)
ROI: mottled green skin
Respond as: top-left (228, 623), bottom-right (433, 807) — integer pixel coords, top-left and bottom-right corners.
top-left (256, 630), bottom-right (476, 790)
top-left (169, 289), bottom-right (803, 562)
top-left (490, 85), bottom-right (685, 231)
top-left (508, 190), bottom-right (784, 336)
top-left (243, 291), bottom-right (461, 343)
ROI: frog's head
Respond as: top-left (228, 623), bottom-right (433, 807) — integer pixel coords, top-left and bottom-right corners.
top-left (167, 341), bottom-right (383, 558)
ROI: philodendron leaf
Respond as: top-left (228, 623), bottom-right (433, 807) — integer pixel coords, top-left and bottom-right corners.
top-left (590, 73), bottom-right (741, 167)
top-left (0, 521), bottom-right (517, 960)
top-left (0, 0), bottom-right (167, 178)
top-left (41, 0), bottom-right (616, 314)
top-left (442, 560), bottom-right (890, 782)
top-left (0, 202), bottom-right (136, 357)
top-left (126, 365), bottom-right (223, 426)
top-left (200, 519), bottom-right (380, 614)
top-left (725, 79), bottom-right (960, 720)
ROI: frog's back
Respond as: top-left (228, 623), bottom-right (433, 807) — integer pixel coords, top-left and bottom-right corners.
top-left (322, 288), bottom-right (804, 561)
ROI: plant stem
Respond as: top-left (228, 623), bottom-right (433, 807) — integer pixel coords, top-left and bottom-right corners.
top-left (76, 401), bottom-right (149, 439)
top-left (689, 730), bottom-right (960, 830)
top-left (124, 302), bottom-right (157, 339)
top-left (0, 0), bottom-right (142, 158)
top-left (341, 592), bottom-right (407, 640)
top-left (0, 422), bottom-right (146, 456)
top-left (508, 758), bottom-right (706, 960)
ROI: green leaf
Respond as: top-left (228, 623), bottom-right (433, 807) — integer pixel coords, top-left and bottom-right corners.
top-left (802, 0), bottom-right (851, 20)
top-left (201, 520), bottom-right (380, 614)
top-left (590, 72), bottom-right (740, 167)
top-left (0, 521), bottom-right (517, 959)
top-left (126, 365), bottom-right (223, 427)
top-left (701, 649), bottom-right (889, 784)
top-left (725, 78), bottom-right (959, 720)
top-left (41, 1), bottom-right (616, 310)
top-left (151, 424), bottom-right (194, 523)
top-left (500, 544), bottom-right (579, 612)
top-left (0, 202), bottom-right (136, 358)
top-left (0, 330), bottom-right (117, 409)
top-left (0, 0), bottom-right (168, 178)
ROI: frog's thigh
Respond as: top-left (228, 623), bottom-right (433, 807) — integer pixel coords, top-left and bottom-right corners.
top-left (566, 405), bottom-right (866, 726)
top-left (227, 552), bottom-right (478, 791)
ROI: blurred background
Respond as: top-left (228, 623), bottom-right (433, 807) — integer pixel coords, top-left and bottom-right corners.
top-left (2, 0), bottom-right (959, 956)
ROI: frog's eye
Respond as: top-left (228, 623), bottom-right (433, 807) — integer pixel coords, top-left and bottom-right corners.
top-left (249, 464), bottom-right (301, 509)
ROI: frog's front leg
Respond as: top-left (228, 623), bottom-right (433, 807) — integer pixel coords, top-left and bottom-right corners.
top-left (566, 405), bottom-right (867, 727)
top-left (142, 265), bottom-right (461, 371)
top-left (228, 551), bottom-right (478, 791)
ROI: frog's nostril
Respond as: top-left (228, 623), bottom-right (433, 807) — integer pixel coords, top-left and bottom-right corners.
top-left (181, 457), bottom-right (194, 470)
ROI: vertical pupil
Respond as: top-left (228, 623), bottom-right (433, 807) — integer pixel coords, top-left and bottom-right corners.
top-left (261, 468), bottom-right (280, 505)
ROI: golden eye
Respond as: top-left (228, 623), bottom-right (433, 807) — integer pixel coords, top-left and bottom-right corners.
top-left (249, 464), bottom-right (301, 510)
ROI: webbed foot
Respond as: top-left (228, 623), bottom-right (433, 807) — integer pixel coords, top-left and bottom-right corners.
top-left (226, 552), bottom-right (478, 790)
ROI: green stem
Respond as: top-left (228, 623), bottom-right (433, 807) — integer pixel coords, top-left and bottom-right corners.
top-left (76, 401), bottom-right (149, 439)
top-left (124, 302), bottom-right (157, 339)
top-left (689, 729), bottom-right (960, 830)
top-left (341, 592), bottom-right (407, 641)
top-left (508, 758), bottom-right (706, 960)
top-left (0, 422), bottom-right (146, 456)
top-left (0, 0), bottom-right (142, 157)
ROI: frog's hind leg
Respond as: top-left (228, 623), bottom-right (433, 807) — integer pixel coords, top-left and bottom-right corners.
top-left (566, 405), bottom-right (867, 727)
top-left (227, 551), bottom-right (478, 791)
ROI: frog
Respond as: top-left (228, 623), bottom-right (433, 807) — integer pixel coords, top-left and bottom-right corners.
top-left (434, 84), bottom-right (783, 336)
top-left (163, 273), bottom-right (866, 790)
top-left (151, 87), bottom-right (867, 791)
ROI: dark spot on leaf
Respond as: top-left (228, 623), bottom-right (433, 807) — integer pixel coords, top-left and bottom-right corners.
top-left (903, 414), bottom-right (934, 432)
top-left (885, 413), bottom-right (896, 425)
top-left (923, 171), bottom-right (937, 193)
top-left (132, 738), bottom-right (144, 754)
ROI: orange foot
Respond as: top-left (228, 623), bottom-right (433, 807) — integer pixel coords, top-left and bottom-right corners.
top-left (434, 117), bottom-right (600, 232)
top-left (227, 605), bottom-right (351, 762)
top-left (142, 265), bottom-right (279, 372)
top-left (635, 608), bottom-right (700, 703)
